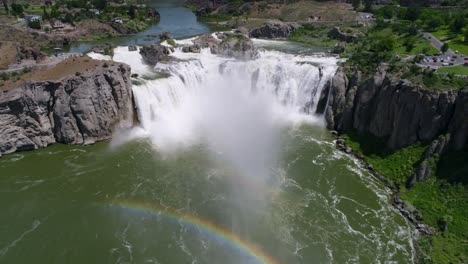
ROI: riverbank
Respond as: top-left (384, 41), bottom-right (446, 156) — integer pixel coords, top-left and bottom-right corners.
top-left (321, 65), bottom-right (467, 263)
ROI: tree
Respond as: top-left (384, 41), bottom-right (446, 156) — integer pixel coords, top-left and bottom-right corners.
top-left (92, 0), bottom-right (107, 10)
top-left (464, 30), bottom-right (468, 44)
top-left (128, 5), bottom-right (137, 19)
top-left (10, 3), bottom-right (23, 16)
top-left (352, 0), bottom-right (361, 10)
top-left (42, 5), bottom-right (49, 19)
top-left (363, 0), bottom-right (372, 12)
top-left (28, 19), bottom-right (41, 29)
top-left (451, 15), bottom-right (465, 33)
top-left (427, 16), bottom-right (443, 31)
top-left (405, 6), bottom-right (421, 21)
top-left (2, 0), bottom-right (8, 14)
top-left (441, 42), bottom-right (449, 53)
top-left (405, 37), bottom-right (417, 52)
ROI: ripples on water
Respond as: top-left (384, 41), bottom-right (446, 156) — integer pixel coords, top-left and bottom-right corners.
top-left (0, 29), bottom-right (416, 263)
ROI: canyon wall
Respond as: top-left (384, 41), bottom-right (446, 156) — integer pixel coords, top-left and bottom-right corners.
top-left (320, 66), bottom-right (468, 151)
top-left (0, 63), bottom-right (134, 156)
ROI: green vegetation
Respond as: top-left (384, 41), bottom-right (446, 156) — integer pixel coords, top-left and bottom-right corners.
top-left (342, 131), bottom-right (426, 186)
top-left (437, 65), bottom-right (468, 75)
top-left (402, 178), bottom-right (467, 264)
top-left (288, 24), bottom-right (337, 48)
top-left (197, 14), bottom-right (232, 23)
top-left (342, 131), bottom-right (468, 263)
top-left (166, 38), bottom-right (176, 47)
top-left (401, 66), bottom-right (468, 91)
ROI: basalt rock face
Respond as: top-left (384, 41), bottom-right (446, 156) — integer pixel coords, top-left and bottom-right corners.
top-left (193, 33), bottom-right (258, 59)
top-left (0, 64), bottom-right (134, 156)
top-left (321, 67), bottom-right (467, 151)
top-left (218, 33), bottom-right (258, 59)
top-left (249, 21), bottom-right (299, 39)
top-left (139, 44), bottom-right (174, 66)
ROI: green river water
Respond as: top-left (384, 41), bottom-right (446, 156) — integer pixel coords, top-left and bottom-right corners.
top-left (0, 125), bottom-right (416, 263)
top-left (0, 1), bottom-right (417, 263)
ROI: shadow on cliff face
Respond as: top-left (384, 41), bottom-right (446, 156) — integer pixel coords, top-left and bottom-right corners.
top-left (437, 149), bottom-right (468, 185)
top-left (344, 130), bottom-right (468, 187)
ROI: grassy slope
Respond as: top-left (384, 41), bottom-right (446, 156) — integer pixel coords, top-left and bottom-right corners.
top-left (342, 132), bottom-right (468, 263)
top-left (437, 65), bottom-right (468, 75)
top-left (395, 35), bottom-right (439, 57)
top-left (288, 26), bottom-right (337, 48)
top-left (430, 26), bottom-right (468, 56)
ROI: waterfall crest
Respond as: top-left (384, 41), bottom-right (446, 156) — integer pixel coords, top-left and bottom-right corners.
top-left (108, 45), bottom-right (338, 181)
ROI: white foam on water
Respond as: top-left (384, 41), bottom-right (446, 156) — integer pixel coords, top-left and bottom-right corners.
top-left (109, 44), bottom-right (338, 186)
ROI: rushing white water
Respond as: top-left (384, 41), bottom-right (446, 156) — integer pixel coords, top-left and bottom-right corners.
top-left (98, 44), bottom-right (338, 186)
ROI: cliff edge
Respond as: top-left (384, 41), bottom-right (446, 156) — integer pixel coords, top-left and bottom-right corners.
top-left (320, 66), bottom-right (468, 151)
top-left (0, 58), bottom-right (134, 156)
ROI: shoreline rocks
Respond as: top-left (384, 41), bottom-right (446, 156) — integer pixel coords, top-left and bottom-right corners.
top-left (333, 133), bottom-right (436, 236)
top-left (139, 44), bottom-right (174, 66)
top-left (249, 21), bottom-right (300, 39)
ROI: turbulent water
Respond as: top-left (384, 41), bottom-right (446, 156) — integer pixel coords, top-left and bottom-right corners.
top-left (0, 39), bottom-right (417, 264)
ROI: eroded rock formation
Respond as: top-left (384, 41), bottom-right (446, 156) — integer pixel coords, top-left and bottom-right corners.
top-left (321, 66), bottom-right (468, 151)
top-left (0, 63), bottom-right (134, 156)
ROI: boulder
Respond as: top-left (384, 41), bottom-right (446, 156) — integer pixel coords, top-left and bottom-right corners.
top-left (328, 27), bottom-right (359, 43)
top-left (182, 45), bottom-right (201, 53)
top-left (128, 45), bottom-right (138, 52)
top-left (218, 33), bottom-right (258, 59)
top-left (139, 44), bottom-right (174, 66)
top-left (159, 32), bottom-right (172, 41)
top-left (249, 21), bottom-right (300, 39)
top-left (332, 43), bottom-right (346, 54)
top-left (193, 34), bottom-right (222, 54)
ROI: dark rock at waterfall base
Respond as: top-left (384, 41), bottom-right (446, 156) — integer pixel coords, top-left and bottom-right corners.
top-left (182, 45), bottom-right (201, 53)
top-left (139, 44), bottom-right (174, 66)
top-left (328, 27), bottom-right (359, 43)
top-left (192, 33), bottom-right (258, 59)
top-left (193, 34), bottom-right (221, 54)
top-left (218, 33), bottom-right (258, 59)
top-left (159, 32), bottom-right (172, 41)
top-left (249, 21), bottom-right (300, 39)
top-left (128, 45), bottom-right (138, 52)
top-left (332, 43), bottom-right (346, 54)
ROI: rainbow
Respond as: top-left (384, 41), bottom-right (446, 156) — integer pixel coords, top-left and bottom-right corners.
top-left (106, 200), bottom-right (278, 264)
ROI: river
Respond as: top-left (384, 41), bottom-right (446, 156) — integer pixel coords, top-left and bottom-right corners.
top-left (0, 2), bottom-right (417, 264)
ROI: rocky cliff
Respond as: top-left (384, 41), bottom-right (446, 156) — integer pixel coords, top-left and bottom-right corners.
top-left (0, 63), bottom-right (134, 157)
top-left (320, 66), bottom-right (468, 151)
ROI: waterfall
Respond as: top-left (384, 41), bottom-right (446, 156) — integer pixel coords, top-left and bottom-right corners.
top-left (102, 45), bottom-right (338, 184)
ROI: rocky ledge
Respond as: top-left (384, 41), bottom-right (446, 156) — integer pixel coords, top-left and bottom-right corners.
top-left (319, 66), bottom-right (468, 152)
top-left (0, 59), bottom-right (134, 157)
top-left (249, 21), bottom-right (300, 39)
top-left (192, 32), bottom-right (258, 59)
top-left (139, 44), bottom-right (174, 66)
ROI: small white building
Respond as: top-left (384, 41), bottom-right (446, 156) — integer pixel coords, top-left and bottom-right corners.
top-left (24, 15), bottom-right (42, 23)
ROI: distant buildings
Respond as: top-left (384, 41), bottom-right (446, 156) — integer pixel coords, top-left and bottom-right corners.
top-left (24, 15), bottom-right (42, 23)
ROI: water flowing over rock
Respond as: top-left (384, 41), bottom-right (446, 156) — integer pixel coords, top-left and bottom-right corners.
top-left (181, 45), bottom-right (201, 53)
top-left (218, 33), bottom-right (258, 59)
top-left (121, 46), bottom-right (337, 156)
top-left (0, 63), bottom-right (134, 156)
top-left (249, 21), bottom-right (300, 39)
top-left (322, 66), bottom-right (468, 151)
top-left (139, 44), bottom-right (174, 66)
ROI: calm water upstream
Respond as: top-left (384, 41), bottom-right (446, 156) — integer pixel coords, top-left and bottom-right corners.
top-left (0, 2), bottom-right (417, 263)
top-left (68, 0), bottom-right (210, 53)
